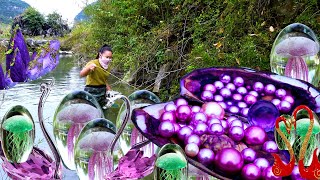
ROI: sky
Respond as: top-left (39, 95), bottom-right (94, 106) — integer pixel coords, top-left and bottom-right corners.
top-left (22, 0), bottom-right (96, 25)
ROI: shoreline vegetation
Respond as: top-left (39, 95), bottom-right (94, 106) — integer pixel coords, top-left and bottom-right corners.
top-left (1, 1), bottom-right (320, 101)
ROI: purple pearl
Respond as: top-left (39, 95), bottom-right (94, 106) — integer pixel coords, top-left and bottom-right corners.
top-left (229, 106), bottom-right (240, 114)
top-left (214, 81), bottom-right (224, 90)
top-left (192, 112), bottom-right (207, 124)
top-left (241, 148), bottom-right (257, 163)
top-left (254, 158), bottom-right (269, 171)
top-left (226, 83), bottom-right (236, 91)
top-left (233, 93), bottom-right (243, 101)
top-left (241, 163), bottom-right (261, 180)
top-left (220, 74), bottom-right (231, 84)
top-left (191, 106), bottom-right (201, 113)
top-left (226, 116), bottom-right (238, 124)
top-left (207, 118), bottom-right (221, 126)
top-left (177, 126), bottom-right (192, 140)
top-left (248, 91), bottom-right (259, 98)
top-left (220, 120), bottom-right (229, 131)
top-left (220, 88), bottom-right (232, 98)
top-left (279, 100), bottom-right (292, 113)
top-left (262, 141), bottom-right (278, 153)
top-left (262, 166), bottom-right (282, 180)
top-left (185, 143), bottom-right (199, 157)
top-left (275, 89), bottom-right (287, 99)
top-left (230, 119), bottom-right (243, 128)
top-left (264, 84), bottom-right (276, 95)
top-left (176, 105), bottom-right (192, 122)
top-left (229, 126), bottom-right (244, 141)
top-left (271, 99), bottom-right (281, 109)
top-left (201, 90), bottom-right (214, 101)
top-left (194, 122), bottom-right (208, 136)
top-left (244, 95), bottom-right (257, 105)
top-left (185, 134), bottom-right (201, 146)
top-left (234, 77), bottom-right (244, 87)
top-left (226, 101), bottom-right (233, 106)
top-left (238, 101), bottom-right (247, 109)
top-left (218, 102), bottom-right (227, 109)
top-left (209, 123), bottom-right (224, 135)
top-left (282, 95), bottom-right (294, 105)
top-left (241, 108), bottom-right (249, 117)
top-left (253, 82), bottom-right (264, 92)
top-left (291, 166), bottom-right (304, 180)
top-left (160, 111), bottom-right (176, 122)
top-left (197, 148), bottom-right (215, 166)
top-left (175, 98), bottom-right (188, 107)
top-left (203, 84), bottom-right (217, 94)
top-left (214, 95), bottom-right (224, 102)
top-left (164, 103), bottom-right (177, 112)
top-left (237, 87), bottom-right (248, 95)
top-left (158, 121), bottom-right (175, 137)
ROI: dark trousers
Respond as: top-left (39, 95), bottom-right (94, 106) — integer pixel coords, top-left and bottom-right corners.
top-left (84, 85), bottom-right (107, 108)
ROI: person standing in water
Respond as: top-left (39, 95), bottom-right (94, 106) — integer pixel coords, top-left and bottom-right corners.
top-left (80, 44), bottom-right (112, 106)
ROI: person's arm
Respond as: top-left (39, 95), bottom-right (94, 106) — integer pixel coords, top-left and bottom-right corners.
top-left (80, 63), bottom-right (96, 77)
top-left (106, 83), bottom-right (111, 91)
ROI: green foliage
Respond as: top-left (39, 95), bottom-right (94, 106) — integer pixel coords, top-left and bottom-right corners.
top-left (21, 7), bottom-right (45, 36)
top-left (68, 0), bottom-right (320, 101)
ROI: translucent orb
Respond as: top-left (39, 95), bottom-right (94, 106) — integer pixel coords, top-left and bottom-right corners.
top-left (270, 23), bottom-right (320, 86)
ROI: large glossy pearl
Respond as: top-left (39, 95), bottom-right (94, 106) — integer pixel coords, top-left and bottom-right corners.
top-left (193, 122), bottom-right (208, 136)
top-left (177, 126), bottom-right (192, 140)
top-left (214, 95), bottom-right (224, 102)
top-left (185, 134), bottom-right (201, 146)
top-left (191, 112), bottom-right (207, 124)
top-left (176, 105), bottom-right (192, 122)
top-left (234, 77), bottom-right (244, 87)
top-left (226, 83), bottom-right (236, 91)
top-left (164, 103), bottom-right (177, 112)
top-left (198, 148), bottom-right (215, 166)
top-left (248, 91), bottom-right (259, 98)
top-left (230, 119), bottom-right (244, 128)
top-left (275, 88), bottom-right (287, 99)
top-left (244, 126), bottom-right (267, 145)
top-left (191, 106), bottom-right (201, 113)
top-left (203, 84), bottom-right (217, 94)
top-left (237, 87), bottom-right (248, 95)
top-left (220, 74), bottom-right (231, 84)
top-left (209, 123), bottom-right (224, 135)
top-left (262, 141), bottom-right (278, 153)
top-left (253, 82), bottom-right (264, 92)
top-left (264, 84), bottom-right (276, 95)
top-left (214, 148), bottom-right (244, 174)
top-left (214, 81), bottom-right (224, 90)
top-left (238, 101), bottom-right (247, 109)
top-left (271, 99), bottom-right (281, 109)
top-left (244, 94), bottom-right (257, 105)
top-left (241, 148), bottom-right (257, 163)
top-left (158, 121), bottom-right (175, 137)
top-left (201, 102), bottom-right (225, 119)
top-left (201, 90), bottom-right (214, 101)
top-left (279, 100), bottom-right (291, 113)
top-left (220, 88), bottom-right (232, 98)
top-left (241, 163), bottom-right (261, 180)
top-left (185, 143), bottom-right (200, 157)
top-left (254, 158), bottom-right (269, 171)
top-left (241, 108), bottom-right (249, 117)
top-left (282, 95), bottom-right (294, 105)
top-left (175, 98), bottom-right (188, 107)
top-left (232, 93), bottom-right (243, 101)
top-left (229, 126), bottom-right (244, 141)
top-left (229, 106), bottom-right (240, 114)
top-left (160, 111), bottom-right (176, 122)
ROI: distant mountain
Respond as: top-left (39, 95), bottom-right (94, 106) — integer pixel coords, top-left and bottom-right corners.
top-left (0, 0), bottom-right (30, 24)
top-left (74, 9), bottom-right (88, 22)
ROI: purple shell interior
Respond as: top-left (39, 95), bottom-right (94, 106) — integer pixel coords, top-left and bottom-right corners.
top-left (180, 67), bottom-right (320, 115)
top-left (131, 67), bottom-right (318, 179)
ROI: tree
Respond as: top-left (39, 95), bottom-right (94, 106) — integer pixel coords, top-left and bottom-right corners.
top-left (21, 7), bottom-right (45, 36)
top-left (45, 12), bottom-right (70, 37)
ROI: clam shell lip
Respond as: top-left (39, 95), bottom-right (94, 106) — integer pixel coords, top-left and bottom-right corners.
top-left (179, 67), bottom-right (320, 115)
top-left (275, 37), bottom-right (319, 57)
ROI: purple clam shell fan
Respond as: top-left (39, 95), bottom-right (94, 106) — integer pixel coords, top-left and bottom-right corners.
top-left (131, 67), bottom-right (320, 179)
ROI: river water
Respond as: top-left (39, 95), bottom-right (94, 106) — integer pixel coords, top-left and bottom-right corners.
top-left (0, 55), bottom-right (134, 180)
